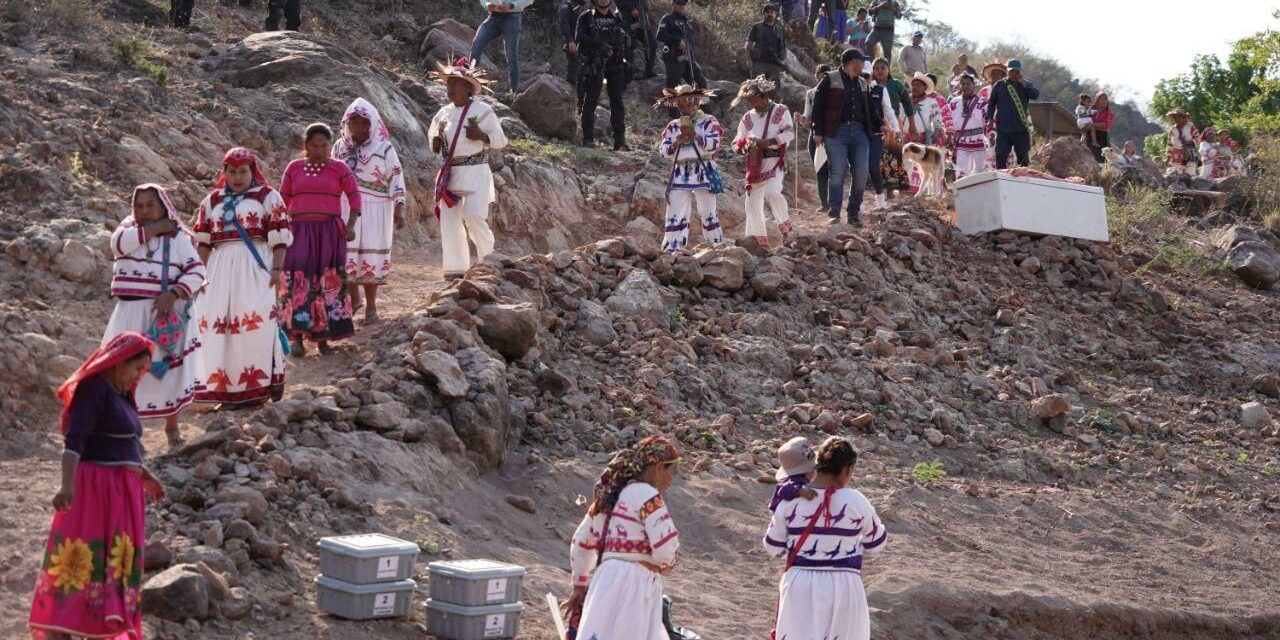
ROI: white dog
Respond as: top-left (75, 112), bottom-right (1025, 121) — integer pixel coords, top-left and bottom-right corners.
top-left (902, 142), bottom-right (947, 199)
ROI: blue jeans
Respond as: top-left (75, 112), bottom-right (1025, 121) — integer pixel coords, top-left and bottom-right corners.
top-left (868, 134), bottom-right (885, 194)
top-left (824, 122), bottom-right (870, 221)
top-left (471, 12), bottom-right (522, 92)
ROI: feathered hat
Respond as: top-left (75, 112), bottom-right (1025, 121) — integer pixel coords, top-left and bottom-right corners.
top-left (730, 74), bottom-right (777, 109)
top-left (654, 84), bottom-right (717, 110)
top-left (428, 56), bottom-right (494, 95)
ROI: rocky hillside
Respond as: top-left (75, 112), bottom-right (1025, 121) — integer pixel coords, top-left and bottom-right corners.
top-left (1, 1), bottom-right (1279, 639)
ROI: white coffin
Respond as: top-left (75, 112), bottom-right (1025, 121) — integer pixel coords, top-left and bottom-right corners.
top-left (954, 172), bottom-right (1110, 242)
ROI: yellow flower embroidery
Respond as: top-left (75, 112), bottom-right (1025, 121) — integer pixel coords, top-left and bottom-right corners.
top-left (108, 533), bottom-right (136, 586)
top-left (48, 538), bottom-right (93, 593)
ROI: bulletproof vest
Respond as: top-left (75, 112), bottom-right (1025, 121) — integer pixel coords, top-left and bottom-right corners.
top-left (586, 11), bottom-right (629, 57)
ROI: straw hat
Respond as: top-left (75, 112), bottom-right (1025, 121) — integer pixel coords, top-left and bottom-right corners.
top-left (654, 84), bottom-right (716, 109)
top-left (730, 74), bottom-right (777, 109)
top-left (428, 56), bottom-right (494, 95)
top-left (981, 60), bottom-right (1007, 83)
top-left (908, 72), bottom-right (934, 95)
top-left (1165, 107), bottom-right (1190, 120)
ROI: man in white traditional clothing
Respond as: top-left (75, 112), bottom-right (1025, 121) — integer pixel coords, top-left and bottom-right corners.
top-left (428, 57), bottom-right (509, 279)
top-left (732, 74), bottom-right (795, 247)
top-left (656, 84), bottom-right (726, 253)
top-left (947, 74), bottom-right (988, 180)
top-left (333, 98), bottom-right (407, 323)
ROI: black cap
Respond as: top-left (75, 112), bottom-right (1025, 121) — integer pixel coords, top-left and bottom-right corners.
top-left (762, 2), bottom-right (777, 12)
top-left (841, 48), bottom-right (869, 65)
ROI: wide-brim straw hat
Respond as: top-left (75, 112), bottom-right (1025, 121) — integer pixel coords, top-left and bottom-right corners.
top-left (981, 60), bottom-right (1007, 82)
top-left (1165, 107), bottom-right (1190, 120)
top-left (730, 74), bottom-right (777, 109)
top-left (428, 56), bottom-right (494, 95)
top-left (654, 84), bottom-right (717, 109)
top-left (909, 72), bottom-right (935, 95)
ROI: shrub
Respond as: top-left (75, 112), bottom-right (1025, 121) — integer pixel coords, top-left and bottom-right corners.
top-left (911, 461), bottom-right (947, 486)
top-left (113, 38), bottom-right (168, 85)
top-left (1107, 185), bottom-right (1174, 247)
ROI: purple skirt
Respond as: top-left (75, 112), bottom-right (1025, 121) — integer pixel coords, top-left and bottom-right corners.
top-left (280, 216), bottom-right (354, 342)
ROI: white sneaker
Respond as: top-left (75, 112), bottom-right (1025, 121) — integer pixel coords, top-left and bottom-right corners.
top-left (874, 193), bottom-right (886, 210)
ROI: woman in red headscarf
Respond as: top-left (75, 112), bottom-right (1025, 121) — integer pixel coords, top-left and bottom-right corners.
top-left (563, 435), bottom-right (683, 640)
top-left (192, 147), bottom-right (293, 408)
top-left (29, 332), bottom-right (166, 640)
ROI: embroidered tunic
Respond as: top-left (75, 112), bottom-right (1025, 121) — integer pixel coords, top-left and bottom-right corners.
top-left (733, 102), bottom-right (796, 186)
top-left (947, 92), bottom-right (989, 151)
top-left (333, 98), bottom-right (407, 285)
top-left (428, 99), bottom-right (509, 199)
top-left (659, 111), bottom-right (723, 191)
top-left (763, 487), bottom-right (887, 570)
top-left (906, 93), bottom-right (953, 145)
top-left (570, 482), bottom-right (680, 588)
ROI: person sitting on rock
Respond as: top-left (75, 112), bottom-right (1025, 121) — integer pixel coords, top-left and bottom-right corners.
top-left (1164, 107), bottom-right (1199, 177)
top-left (733, 74), bottom-right (796, 247)
top-left (428, 57), bottom-right (509, 279)
top-left (656, 84), bottom-right (725, 253)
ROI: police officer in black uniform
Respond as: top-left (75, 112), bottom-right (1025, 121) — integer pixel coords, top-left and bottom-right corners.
top-left (576, 0), bottom-right (633, 150)
top-left (559, 0), bottom-right (586, 88)
top-left (616, 0), bottom-right (657, 79)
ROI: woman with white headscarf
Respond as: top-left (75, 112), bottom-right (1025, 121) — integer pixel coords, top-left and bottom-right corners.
top-left (332, 98), bottom-right (407, 324)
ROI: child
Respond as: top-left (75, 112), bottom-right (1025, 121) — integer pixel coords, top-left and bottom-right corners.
top-left (769, 437), bottom-right (819, 512)
top-left (1075, 93), bottom-right (1097, 147)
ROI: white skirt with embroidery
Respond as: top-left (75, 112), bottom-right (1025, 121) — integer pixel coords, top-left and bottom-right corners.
top-left (346, 195), bottom-right (395, 285)
top-left (774, 568), bottom-right (869, 640)
top-left (102, 298), bottom-right (200, 419)
top-left (577, 559), bottom-right (666, 640)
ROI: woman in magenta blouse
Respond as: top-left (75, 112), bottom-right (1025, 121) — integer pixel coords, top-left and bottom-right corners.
top-left (1089, 92), bottom-right (1114, 162)
top-left (279, 123), bottom-right (361, 356)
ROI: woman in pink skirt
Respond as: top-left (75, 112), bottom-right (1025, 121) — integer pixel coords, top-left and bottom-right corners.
top-left (29, 332), bottom-right (166, 640)
top-left (279, 122), bottom-right (362, 356)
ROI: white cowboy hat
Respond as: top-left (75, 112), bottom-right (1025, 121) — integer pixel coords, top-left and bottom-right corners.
top-left (909, 72), bottom-right (935, 95)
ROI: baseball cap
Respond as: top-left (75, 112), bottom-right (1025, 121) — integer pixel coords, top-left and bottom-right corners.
top-left (1007, 59), bottom-right (1023, 70)
top-left (913, 30), bottom-right (924, 38)
top-left (775, 437), bottom-right (816, 482)
top-left (841, 47), bottom-right (869, 65)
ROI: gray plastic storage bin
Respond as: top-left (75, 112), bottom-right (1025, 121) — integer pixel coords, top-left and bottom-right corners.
top-left (428, 559), bottom-right (526, 606)
top-left (426, 599), bottom-right (523, 640)
top-left (318, 533), bottom-right (419, 584)
top-left (315, 575), bottom-right (416, 620)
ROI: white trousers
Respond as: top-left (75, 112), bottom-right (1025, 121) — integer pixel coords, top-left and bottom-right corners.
top-left (744, 172), bottom-right (790, 239)
top-left (439, 192), bottom-right (494, 275)
top-left (954, 148), bottom-right (987, 180)
top-left (662, 189), bottom-right (723, 253)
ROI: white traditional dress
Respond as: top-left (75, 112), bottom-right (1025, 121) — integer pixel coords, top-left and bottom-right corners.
top-left (334, 98), bottom-right (407, 286)
top-left (764, 487), bottom-right (887, 640)
top-left (1199, 139), bottom-right (1220, 179)
top-left (193, 185), bottom-right (292, 405)
top-left (571, 481), bottom-right (680, 640)
top-left (659, 111), bottom-right (725, 253)
top-left (948, 91), bottom-right (989, 179)
top-left (104, 187), bottom-right (205, 419)
top-left (429, 98), bottom-right (508, 276)
top-left (1166, 121), bottom-right (1199, 176)
top-left (733, 101), bottom-right (796, 243)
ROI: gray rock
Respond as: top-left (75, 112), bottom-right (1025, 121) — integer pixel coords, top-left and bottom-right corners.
top-left (1224, 240), bottom-right (1280, 290)
top-left (53, 239), bottom-right (99, 283)
top-left (605, 270), bottom-right (675, 327)
top-left (1253, 374), bottom-right (1280, 399)
top-left (505, 495), bottom-right (537, 513)
top-left (672, 256), bottom-right (704, 288)
top-left (1241, 402), bottom-right (1273, 429)
top-left (356, 401), bottom-right (409, 432)
top-left (512, 74), bottom-right (578, 140)
top-left (750, 272), bottom-right (785, 300)
top-left (141, 564), bottom-right (210, 621)
top-left (475, 303), bottom-right (540, 360)
top-left (452, 348), bottom-right (515, 469)
top-left (224, 519), bottom-right (256, 541)
top-left (575, 299), bottom-right (617, 346)
top-left (414, 350), bottom-right (470, 398)
top-left (212, 486), bottom-right (269, 524)
top-left (220, 587), bottom-right (252, 620)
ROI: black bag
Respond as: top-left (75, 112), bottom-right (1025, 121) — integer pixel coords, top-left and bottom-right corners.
top-left (663, 595), bottom-right (702, 640)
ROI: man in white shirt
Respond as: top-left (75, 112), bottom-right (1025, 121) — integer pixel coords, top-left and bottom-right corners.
top-left (732, 76), bottom-right (796, 246)
top-left (428, 58), bottom-right (510, 278)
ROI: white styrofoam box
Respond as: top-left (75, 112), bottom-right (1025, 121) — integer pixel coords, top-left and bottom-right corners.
top-left (428, 559), bottom-right (526, 606)
top-left (426, 599), bottom-right (524, 640)
top-left (318, 533), bottom-right (419, 585)
top-left (315, 575), bottom-right (416, 620)
top-left (954, 171), bottom-right (1110, 242)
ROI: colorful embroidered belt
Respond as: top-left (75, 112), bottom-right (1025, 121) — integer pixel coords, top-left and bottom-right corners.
top-left (959, 127), bottom-right (985, 137)
top-left (450, 152), bottom-right (488, 167)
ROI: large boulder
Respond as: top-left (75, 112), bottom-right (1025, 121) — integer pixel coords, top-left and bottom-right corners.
top-left (414, 350), bottom-right (470, 398)
top-left (512, 74), bottom-right (577, 140)
top-left (451, 347), bottom-right (516, 469)
top-left (52, 239), bottom-right (100, 284)
top-left (1218, 226), bottom-right (1280, 289)
top-left (141, 564), bottom-right (210, 621)
top-left (475, 303), bottom-right (540, 360)
top-left (606, 270), bottom-right (676, 327)
top-left (1032, 137), bottom-right (1099, 179)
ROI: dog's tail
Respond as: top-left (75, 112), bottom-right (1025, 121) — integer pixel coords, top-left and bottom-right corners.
top-left (872, 42), bottom-right (885, 62)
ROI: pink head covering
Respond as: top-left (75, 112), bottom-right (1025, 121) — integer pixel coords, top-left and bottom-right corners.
top-left (217, 147), bottom-right (270, 189)
top-left (56, 332), bottom-right (154, 435)
top-left (131, 183), bottom-right (191, 236)
top-left (333, 98), bottom-right (392, 167)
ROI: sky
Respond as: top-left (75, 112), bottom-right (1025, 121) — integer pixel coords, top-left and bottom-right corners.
top-left (918, 0), bottom-right (1278, 107)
